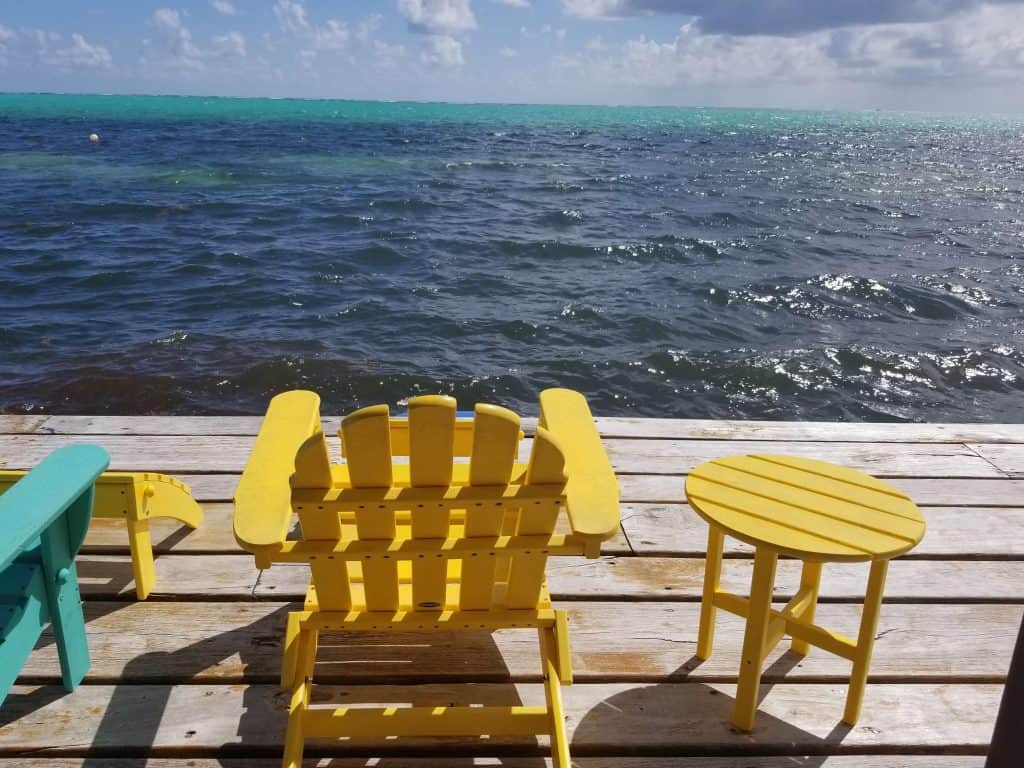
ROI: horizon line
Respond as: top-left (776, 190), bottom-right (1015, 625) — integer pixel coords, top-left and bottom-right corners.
top-left (3, 90), bottom-right (1023, 119)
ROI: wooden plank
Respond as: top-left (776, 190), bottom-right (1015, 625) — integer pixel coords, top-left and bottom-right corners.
top-left (9, 414), bottom-right (1022, 445)
top-left (0, 435), bottom-right (260, 472)
top-left (20, 601), bottom-right (1023, 684)
top-left (606, 439), bottom-right (1004, 478)
top-left (593, 418), bottom-right (1024, 444)
top-left (83, 500), bottom-right (1022, 559)
top-left (619, 475), bottom-right (1024, 507)
top-left (73, 553), bottom-right (1024, 602)
top-left (0, 758), bottom-right (988, 767)
top-left (622, 503), bottom-right (1024, 557)
top-left (0, 415), bottom-right (49, 434)
top-left (83, 503), bottom-right (632, 555)
top-left (2, 415), bottom-right (269, 436)
top-left (0, 682), bottom-right (1001, 754)
top-left (142, 472), bottom-right (1024, 511)
top-left (0, 435), bottom-right (1008, 478)
top-left (970, 444), bottom-right (1024, 477)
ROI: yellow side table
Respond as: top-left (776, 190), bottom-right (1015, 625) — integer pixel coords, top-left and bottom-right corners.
top-left (686, 454), bottom-right (926, 731)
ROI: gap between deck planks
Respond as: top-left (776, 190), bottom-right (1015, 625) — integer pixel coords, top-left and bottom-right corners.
top-left (19, 601), bottom-right (1023, 684)
top-left (0, 681), bottom-right (1002, 756)
top-left (85, 472), bottom-right (1024, 508)
top-left (0, 759), bottom-right (991, 768)
top-left (82, 501), bottom-right (1024, 558)
top-left (69, 552), bottom-right (1024, 602)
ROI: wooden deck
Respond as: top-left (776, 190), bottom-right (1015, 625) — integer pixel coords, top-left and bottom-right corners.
top-left (1, 414), bottom-right (1022, 767)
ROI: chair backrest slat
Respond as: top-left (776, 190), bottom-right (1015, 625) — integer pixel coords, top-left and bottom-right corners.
top-left (408, 396), bottom-right (457, 609)
top-left (505, 428), bottom-right (567, 609)
top-left (461, 404), bottom-right (521, 610)
top-left (343, 405), bottom-right (398, 611)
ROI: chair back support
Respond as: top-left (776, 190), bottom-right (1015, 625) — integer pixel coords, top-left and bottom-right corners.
top-left (0, 444), bottom-right (109, 703)
top-left (291, 395), bottom-right (569, 613)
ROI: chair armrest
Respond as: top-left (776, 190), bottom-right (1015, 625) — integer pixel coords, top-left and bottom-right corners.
top-left (0, 445), bottom-right (110, 571)
top-left (539, 389), bottom-right (620, 541)
top-left (234, 390), bottom-right (332, 552)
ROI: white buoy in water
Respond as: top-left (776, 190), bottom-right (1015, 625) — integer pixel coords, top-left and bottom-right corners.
top-left (89, 133), bottom-right (99, 143)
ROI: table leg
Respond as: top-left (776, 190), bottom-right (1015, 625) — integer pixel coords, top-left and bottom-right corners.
top-left (791, 560), bottom-right (822, 656)
top-left (844, 558), bottom-right (889, 725)
top-left (733, 546), bottom-right (779, 731)
top-left (697, 526), bottom-right (725, 660)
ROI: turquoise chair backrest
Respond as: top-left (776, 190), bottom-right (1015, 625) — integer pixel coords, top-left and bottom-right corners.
top-left (0, 445), bottom-right (110, 705)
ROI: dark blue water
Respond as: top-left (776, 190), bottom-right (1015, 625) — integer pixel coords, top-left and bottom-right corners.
top-left (2, 94), bottom-right (1023, 420)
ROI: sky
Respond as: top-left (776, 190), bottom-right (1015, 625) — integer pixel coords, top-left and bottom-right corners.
top-left (1, 1), bottom-right (1023, 111)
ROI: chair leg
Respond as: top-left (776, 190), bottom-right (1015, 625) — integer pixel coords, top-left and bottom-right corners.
top-left (540, 626), bottom-right (571, 768)
top-left (282, 626), bottom-right (317, 768)
top-left (732, 546), bottom-right (778, 732)
top-left (697, 526), bottom-right (725, 660)
top-left (281, 611), bottom-right (303, 688)
top-left (40, 520), bottom-right (91, 691)
top-left (791, 561), bottom-right (822, 656)
top-left (126, 518), bottom-right (156, 600)
top-left (844, 559), bottom-right (889, 725)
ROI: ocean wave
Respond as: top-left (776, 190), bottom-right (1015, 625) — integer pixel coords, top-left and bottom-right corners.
top-left (3, 101), bottom-right (1024, 421)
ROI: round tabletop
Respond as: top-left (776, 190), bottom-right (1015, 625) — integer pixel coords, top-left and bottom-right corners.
top-left (685, 454), bottom-right (926, 562)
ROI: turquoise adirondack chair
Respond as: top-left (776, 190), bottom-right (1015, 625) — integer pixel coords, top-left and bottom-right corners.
top-left (0, 445), bottom-right (110, 704)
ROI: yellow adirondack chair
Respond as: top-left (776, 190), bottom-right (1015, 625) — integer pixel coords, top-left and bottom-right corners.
top-left (0, 471), bottom-right (202, 599)
top-left (233, 388), bottom-right (619, 768)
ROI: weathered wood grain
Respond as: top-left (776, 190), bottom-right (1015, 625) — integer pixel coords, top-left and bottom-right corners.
top-left (616, 474), bottom-right (1024, 507)
top-left (605, 439), bottom-right (1004, 477)
top-left (969, 444), bottom-right (1024, 477)
top-left (81, 504), bottom-right (631, 556)
top-left (0, 758), bottom-right (988, 767)
top-left (20, 601), bottom-right (1022, 684)
top-left (0, 415), bottom-right (48, 434)
top-left (0, 682), bottom-right (1002, 754)
top-left (81, 501), bottom-right (1024, 559)
top-left (0, 435), bottom-right (1008, 478)
top-left (592, 418), bottom-right (1024, 444)
top-left (7, 414), bottom-right (1021, 445)
top-left (621, 503), bottom-right (1024, 557)
top-left (70, 553), bottom-right (1024, 602)
top-left (131, 472), bottom-right (1024, 509)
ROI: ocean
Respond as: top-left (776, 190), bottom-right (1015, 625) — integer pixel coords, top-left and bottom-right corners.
top-left (1, 93), bottom-right (1022, 420)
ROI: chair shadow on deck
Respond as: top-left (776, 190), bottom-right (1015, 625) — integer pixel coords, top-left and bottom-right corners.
top-left (62, 595), bottom-right (550, 767)
top-left (572, 651), bottom-right (852, 766)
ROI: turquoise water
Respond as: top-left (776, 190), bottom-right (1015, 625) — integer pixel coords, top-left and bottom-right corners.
top-left (1, 93), bottom-right (1022, 419)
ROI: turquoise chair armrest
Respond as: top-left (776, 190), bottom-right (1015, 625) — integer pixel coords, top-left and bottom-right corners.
top-left (0, 445), bottom-right (110, 571)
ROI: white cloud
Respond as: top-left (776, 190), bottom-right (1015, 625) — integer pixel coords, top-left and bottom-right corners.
top-left (274, 1), bottom-right (350, 52)
top-left (422, 34), bottom-right (464, 67)
top-left (562, 0), bottom-right (626, 19)
top-left (399, 0), bottom-right (477, 36)
top-left (0, 24), bottom-right (14, 65)
top-left (373, 38), bottom-right (407, 67)
top-left (274, 1), bottom-right (309, 34)
top-left (153, 8), bottom-right (205, 71)
top-left (51, 32), bottom-right (112, 70)
top-left (499, 46), bottom-right (519, 57)
top-left (556, 4), bottom-right (1024, 93)
top-left (212, 0), bottom-right (236, 15)
top-left (495, 0), bottom-right (530, 6)
top-left (147, 8), bottom-right (248, 73)
top-left (356, 14), bottom-right (383, 43)
top-left (212, 30), bottom-right (246, 60)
